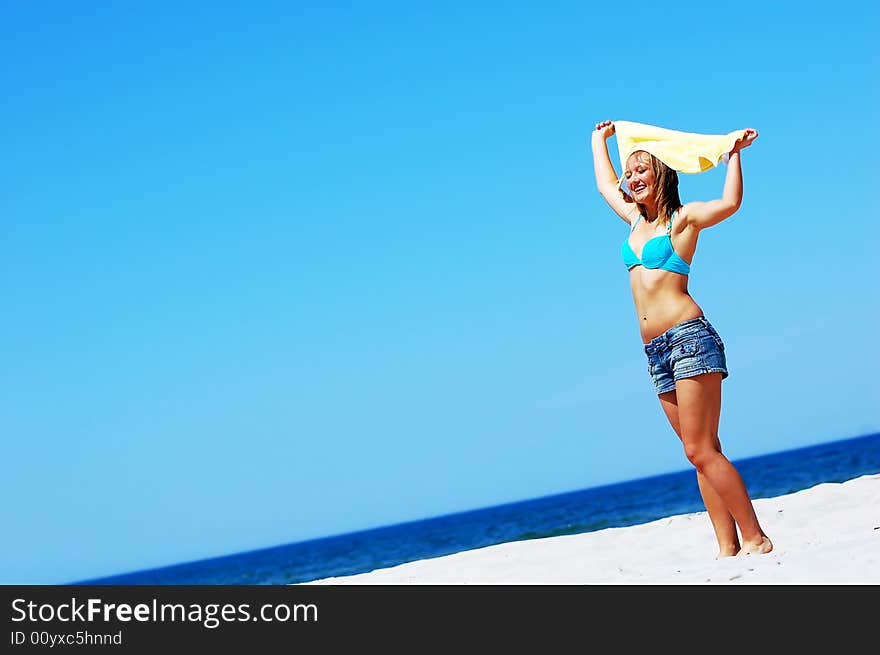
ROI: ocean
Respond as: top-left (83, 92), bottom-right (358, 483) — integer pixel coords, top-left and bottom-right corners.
top-left (78, 432), bottom-right (880, 585)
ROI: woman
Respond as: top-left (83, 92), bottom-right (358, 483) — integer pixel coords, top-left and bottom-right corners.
top-left (591, 119), bottom-right (772, 557)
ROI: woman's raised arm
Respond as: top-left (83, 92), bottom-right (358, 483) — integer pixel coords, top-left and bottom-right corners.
top-left (591, 120), bottom-right (638, 224)
top-left (683, 129), bottom-right (758, 230)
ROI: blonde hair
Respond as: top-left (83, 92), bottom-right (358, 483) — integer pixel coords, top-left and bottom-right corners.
top-left (623, 151), bottom-right (682, 226)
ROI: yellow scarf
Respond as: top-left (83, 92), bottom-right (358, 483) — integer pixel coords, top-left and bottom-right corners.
top-left (614, 120), bottom-right (746, 175)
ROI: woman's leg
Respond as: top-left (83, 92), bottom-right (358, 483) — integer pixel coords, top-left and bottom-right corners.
top-left (658, 390), bottom-right (740, 557)
top-left (674, 373), bottom-right (772, 555)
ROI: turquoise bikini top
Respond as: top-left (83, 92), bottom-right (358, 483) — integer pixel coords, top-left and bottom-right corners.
top-left (621, 209), bottom-right (691, 275)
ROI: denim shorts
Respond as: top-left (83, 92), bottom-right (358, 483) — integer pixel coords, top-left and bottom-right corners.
top-left (644, 316), bottom-right (729, 394)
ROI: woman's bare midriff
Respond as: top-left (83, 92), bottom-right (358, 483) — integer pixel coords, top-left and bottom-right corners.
top-left (629, 266), bottom-right (703, 343)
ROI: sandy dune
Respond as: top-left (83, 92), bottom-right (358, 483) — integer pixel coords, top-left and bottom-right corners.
top-left (305, 474), bottom-right (880, 585)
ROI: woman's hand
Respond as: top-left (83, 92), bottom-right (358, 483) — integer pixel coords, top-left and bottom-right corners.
top-left (593, 120), bottom-right (615, 141)
top-left (731, 128), bottom-right (758, 154)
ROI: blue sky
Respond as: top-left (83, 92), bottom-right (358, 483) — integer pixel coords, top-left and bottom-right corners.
top-left (2, 1), bottom-right (878, 584)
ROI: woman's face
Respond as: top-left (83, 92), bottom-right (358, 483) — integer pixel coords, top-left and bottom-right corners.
top-left (625, 152), bottom-right (655, 202)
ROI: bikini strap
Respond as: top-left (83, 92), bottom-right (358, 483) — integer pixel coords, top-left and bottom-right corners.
top-left (630, 214), bottom-right (642, 232)
top-left (667, 209), bottom-right (677, 234)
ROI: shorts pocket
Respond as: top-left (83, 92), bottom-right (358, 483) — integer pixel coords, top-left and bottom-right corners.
top-left (675, 341), bottom-right (699, 357)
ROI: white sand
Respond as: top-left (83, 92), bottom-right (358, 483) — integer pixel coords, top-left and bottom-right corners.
top-left (305, 473), bottom-right (880, 585)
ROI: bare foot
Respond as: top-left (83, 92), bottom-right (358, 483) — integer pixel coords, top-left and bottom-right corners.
top-left (736, 536), bottom-right (773, 556)
top-left (716, 545), bottom-right (740, 559)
